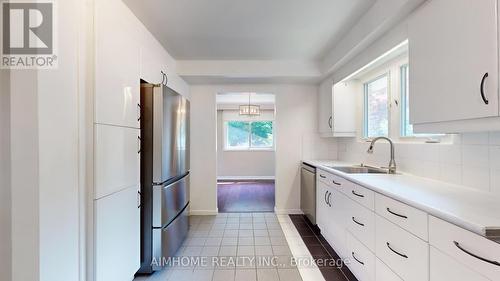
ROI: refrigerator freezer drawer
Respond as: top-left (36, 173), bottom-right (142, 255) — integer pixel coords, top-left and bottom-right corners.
top-left (153, 174), bottom-right (189, 228)
top-left (152, 205), bottom-right (189, 270)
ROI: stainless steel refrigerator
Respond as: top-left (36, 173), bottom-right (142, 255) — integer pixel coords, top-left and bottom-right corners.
top-left (138, 83), bottom-right (190, 274)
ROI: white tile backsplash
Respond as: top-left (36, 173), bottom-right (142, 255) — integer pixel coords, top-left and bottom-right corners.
top-left (462, 132), bottom-right (489, 145)
top-left (335, 132), bottom-right (500, 194)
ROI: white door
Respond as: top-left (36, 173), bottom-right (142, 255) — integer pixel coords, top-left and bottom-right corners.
top-left (94, 125), bottom-right (140, 199)
top-left (318, 79), bottom-right (334, 134)
top-left (316, 181), bottom-right (330, 236)
top-left (430, 247), bottom-right (489, 281)
top-left (332, 82), bottom-right (357, 136)
top-left (409, 0), bottom-right (498, 124)
top-left (95, 0), bottom-right (141, 128)
top-left (95, 185), bottom-right (141, 281)
top-left (327, 188), bottom-right (349, 260)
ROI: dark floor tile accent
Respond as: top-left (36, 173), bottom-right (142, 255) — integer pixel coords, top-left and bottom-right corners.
top-left (289, 215), bottom-right (358, 281)
top-left (217, 180), bottom-right (275, 213)
top-left (302, 236), bottom-right (322, 246)
top-left (322, 268), bottom-right (350, 280)
top-left (307, 245), bottom-right (330, 256)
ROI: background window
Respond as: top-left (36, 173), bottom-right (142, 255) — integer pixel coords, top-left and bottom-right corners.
top-left (364, 74), bottom-right (389, 138)
top-left (250, 121), bottom-right (274, 148)
top-left (226, 121), bottom-right (274, 150)
top-left (226, 121), bottom-right (250, 149)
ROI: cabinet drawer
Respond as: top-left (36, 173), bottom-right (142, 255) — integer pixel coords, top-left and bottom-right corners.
top-left (346, 184), bottom-right (375, 211)
top-left (375, 193), bottom-right (428, 241)
top-left (430, 246), bottom-right (489, 281)
top-left (376, 258), bottom-right (402, 281)
top-left (429, 216), bottom-right (500, 280)
top-left (348, 232), bottom-right (375, 281)
top-left (95, 124), bottom-right (140, 199)
top-left (317, 170), bottom-right (332, 185)
top-left (317, 170), bottom-right (354, 190)
top-left (375, 215), bottom-right (429, 281)
top-left (346, 198), bottom-right (375, 252)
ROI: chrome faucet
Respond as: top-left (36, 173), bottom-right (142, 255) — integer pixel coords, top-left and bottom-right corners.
top-left (367, 137), bottom-right (397, 174)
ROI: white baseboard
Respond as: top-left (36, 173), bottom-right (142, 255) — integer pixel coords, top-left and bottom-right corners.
top-left (189, 209), bottom-right (219, 216)
top-left (274, 208), bottom-right (303, 215)
top-left (217, 176), bottom-right (275, 181)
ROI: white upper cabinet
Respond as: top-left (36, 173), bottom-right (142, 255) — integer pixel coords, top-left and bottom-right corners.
top-left (409, 0), bottom-right (499, 125)
top-left (318, 79), bottom-right (357, 137)
top-left (95, 0), bottom-right (141, 128)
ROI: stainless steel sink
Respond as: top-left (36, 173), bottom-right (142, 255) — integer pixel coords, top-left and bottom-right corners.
top-left (327, 165), bottom-right (391, 174)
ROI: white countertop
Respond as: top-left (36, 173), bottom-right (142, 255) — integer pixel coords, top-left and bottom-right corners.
top-left (303, 160), bottom-right (500, 241)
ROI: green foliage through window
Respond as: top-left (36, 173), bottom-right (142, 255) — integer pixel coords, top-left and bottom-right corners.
top-left (226, 121), bottom-right (274, 150)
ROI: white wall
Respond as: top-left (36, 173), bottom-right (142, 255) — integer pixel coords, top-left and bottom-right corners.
top-left (190, 84), bottom-right (337, 215)
top-left (0, 69), bottom-right (11, 281)
top-left (216, 110), bottom-right (275, 178)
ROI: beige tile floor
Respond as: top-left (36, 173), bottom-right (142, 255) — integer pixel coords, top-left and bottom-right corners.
top-left (134, 213), bottom-right (308, 281)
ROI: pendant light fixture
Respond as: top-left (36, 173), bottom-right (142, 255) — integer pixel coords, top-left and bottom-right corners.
top-left (239, 92), bottom-right (261, 116)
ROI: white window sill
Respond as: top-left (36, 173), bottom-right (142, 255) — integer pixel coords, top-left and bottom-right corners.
top-left (223, 148), bottom-right (275, 152)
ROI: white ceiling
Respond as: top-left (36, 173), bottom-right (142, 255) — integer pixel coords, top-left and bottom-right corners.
top-left (124, 0), bottom-right (376, 60)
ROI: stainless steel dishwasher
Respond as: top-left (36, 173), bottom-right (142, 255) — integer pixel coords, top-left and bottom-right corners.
top-left (301, 163), bottom-right (316, 225)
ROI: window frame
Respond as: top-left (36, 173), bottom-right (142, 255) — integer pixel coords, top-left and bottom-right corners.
top-left (223, 120), bottom-right (275, 151)
top-left (363, 72), bottom-right (391, 139)
top-left (399, 64), bottom-right (444, 139)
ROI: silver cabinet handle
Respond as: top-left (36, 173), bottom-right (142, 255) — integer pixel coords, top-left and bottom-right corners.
top-left (327, 192), bottom-right (332, 207)
top-left (137, 103), bottom-right (141, 122)
top-left (332, 180), bottom-right (341, 186)
top-left (320, 174), bottom-right (326, 179)
top-left (328, 116), bottom-right (333, 129)
top-left (324, 191), bottom-right (329, 205)
top-left (454, 241), bottom-right (500, 266)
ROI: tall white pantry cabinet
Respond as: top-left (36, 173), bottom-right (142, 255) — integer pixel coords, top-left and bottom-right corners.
top-left (92, 0), bottom-right (143, 281)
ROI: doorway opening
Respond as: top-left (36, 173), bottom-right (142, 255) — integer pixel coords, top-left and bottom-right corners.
top-left (216, 93), bottom-right (276, 213)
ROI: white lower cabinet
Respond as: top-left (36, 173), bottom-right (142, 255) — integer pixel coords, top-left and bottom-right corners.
top-left (346, 197), bottom-right (375, 252)
top-left (315, 170), bottom-right (497, 281)
top-left (347, 232), bottom-right (375, 281)
top-left (327, 188), bottom-right (350, 260)
top-left (375, 258), bottom-right (402, 281)
top-left (95, 185), bottom-right (140, 281)
top-left (430, 246), bottom-right (490, 281)
top-left (375, 215), bottom-right (429, 281)
top-left (429, 216), bottom-right (500, 280)
top-left (316, 181), bottom-right (330, 238)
